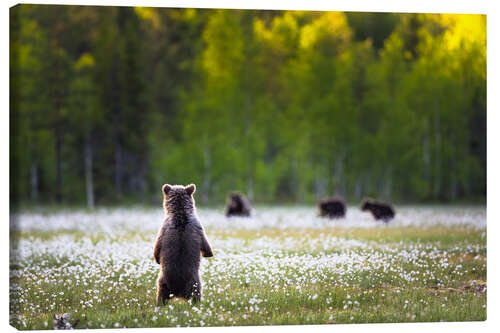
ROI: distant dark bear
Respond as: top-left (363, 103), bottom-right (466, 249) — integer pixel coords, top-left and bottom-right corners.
top-left (53, 314), bottom-right (79, 330)
top-left (153, 184), bottom-right (213, 305)
top-left (318, 197), bottom-right (346, 218)
top-left (360, 198), bottom-right (395, 222)
top-left (225, 192), bottom-right (251, 217)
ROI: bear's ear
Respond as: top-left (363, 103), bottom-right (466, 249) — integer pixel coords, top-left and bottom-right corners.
top-left (185, 184), bottom-right (196, 196)
top-left (162, 184), bottom-right (172, 196)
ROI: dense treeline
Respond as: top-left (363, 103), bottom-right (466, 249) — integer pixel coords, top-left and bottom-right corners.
top-left (10, 5), bottom-right (486, 206)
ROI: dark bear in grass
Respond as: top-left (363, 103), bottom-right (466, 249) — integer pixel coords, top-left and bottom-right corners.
top-left (318, 197), bottom-right (346, 218)
top-left (361, 198), bottom-right (395, 222)
top-left (225, 192), bottom-right (251, 217)
top-left (53, 314), bottom-right (79, 330)
top-left (153, 184), bottom-right (213, 305)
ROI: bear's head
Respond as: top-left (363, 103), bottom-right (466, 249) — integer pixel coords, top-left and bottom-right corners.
top-left (162, 183), bottom-right (196, 214)
top-left (229, 192), bottom-right (240, 201)
top-left (360, 198), bottom-right (373, 211)
top-left (227, 192), bottom-right (245, 207)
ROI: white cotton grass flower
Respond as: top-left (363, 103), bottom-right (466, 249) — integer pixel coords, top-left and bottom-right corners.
top-left (10, 206), bottom-right (486, 234)
top-left (8, 206), bottom-right (485, 329)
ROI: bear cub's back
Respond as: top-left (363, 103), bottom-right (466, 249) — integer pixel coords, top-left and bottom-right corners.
top-left (161, 220), bottom-right (203, 270)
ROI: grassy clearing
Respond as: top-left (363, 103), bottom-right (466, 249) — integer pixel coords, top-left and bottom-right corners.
top-left (10, 211), bottom-right (486, 329)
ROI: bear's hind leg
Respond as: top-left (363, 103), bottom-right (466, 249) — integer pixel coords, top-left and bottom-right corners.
top-left (190, 279), bottom-right (202, 304)
top-left (156, 278), bottom-right (172, 306)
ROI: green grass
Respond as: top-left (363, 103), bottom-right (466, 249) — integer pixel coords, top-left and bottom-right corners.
top-left (10, 224), bottom-right (486, 329)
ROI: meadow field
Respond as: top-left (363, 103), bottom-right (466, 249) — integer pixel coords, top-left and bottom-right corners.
top-left (9, 206), bottom-right (486, 329)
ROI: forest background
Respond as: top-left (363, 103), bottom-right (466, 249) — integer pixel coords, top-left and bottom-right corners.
top-left (9, 5), bottom-right (486, 207)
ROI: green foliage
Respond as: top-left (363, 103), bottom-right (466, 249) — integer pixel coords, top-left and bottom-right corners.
top-left (10, 5), bottom-right (486, 205)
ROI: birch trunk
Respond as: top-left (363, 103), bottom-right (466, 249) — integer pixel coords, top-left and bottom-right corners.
top-left (434, 98), bottom-right (441, 199)
top-left (84, 137), bottom-right (94, 208)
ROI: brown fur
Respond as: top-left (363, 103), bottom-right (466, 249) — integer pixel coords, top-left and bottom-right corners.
top-left (153, 184), bottom-right (213, 305)
top-left (318, 197), bottom-right (346, 218)
top-left (225, 192), bottom-right (251, 217)
top-left (360, 198), bottom-right (395, 222)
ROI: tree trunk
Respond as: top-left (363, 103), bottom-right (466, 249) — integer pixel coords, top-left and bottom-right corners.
top-left (29, 127), bottom-right (38, 202)
top-left (52, 17), bottom-right (63, 204)
top-left (433, 98), bottom-right (441, 200)
top-left (111, 61), bottom-right (123, 199)
top-left (334, 150), bottom-right (345, 196)
top-left (54, 119), bottom-right (62, 203)
top-left (202, 144), bottom-right (211, 203)
top-left (291, 156), bottom-right (299, 202)
top-left (449, 133), bottom-right (457, 201)
top-left (354, 177), bottom-right (362, 200)
top-left (423, 121), bottom-right (430, 183)
top-left (30, 160), bottom-right (38, 201)
top-left (383, 166), bottom-right (393, 200)
top-left (314, 165), bottom-right (326, 199)
top-left (84, 137), bottom-right (95, 208)
top-left (247, 178), bottom-right (254, 201)
top-left (114, 139), bottom-right (123, 198)
top-left (138, 135), bottom-right (148, 203)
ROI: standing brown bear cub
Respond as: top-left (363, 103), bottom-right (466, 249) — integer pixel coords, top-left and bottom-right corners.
top-left (153, 184), bottom-right (213, 305)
